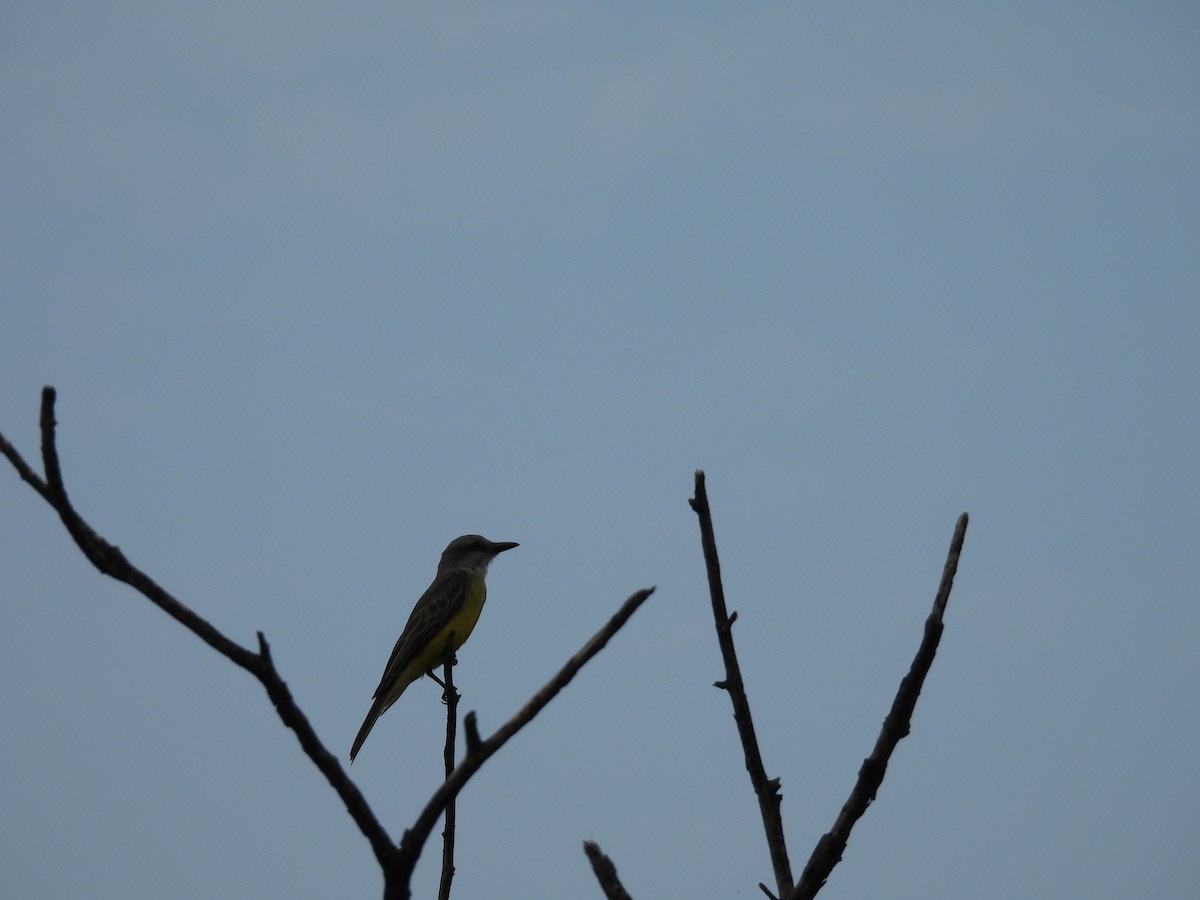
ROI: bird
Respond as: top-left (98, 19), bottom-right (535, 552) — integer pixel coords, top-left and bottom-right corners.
top-left (350, 534), bottom-right (519, 762)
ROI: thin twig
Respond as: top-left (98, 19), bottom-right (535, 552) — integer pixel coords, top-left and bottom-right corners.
top-left (385, 587), bottom-right (655, 900)
top-left (0, 388), bottom-right (397, 868)
top-left (789, 512), bottom-right (969, 900)
top-left (438, 643), bottom-right (459, 900)
top-left (583, 841), bottom-right (634, 900)
top-left (689, 470), bottom-right (793, 898)
top-left (0, 421), bottom-right (51, 502)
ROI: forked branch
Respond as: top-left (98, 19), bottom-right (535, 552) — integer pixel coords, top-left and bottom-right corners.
top-left (0, 387), bottom-right (395, 865)
top-left (386, 587), bottom-right (655, 899)
top-left (2, 388), bottom-right (655, 900)
top-left (689, 470), bottom-right (969, 900)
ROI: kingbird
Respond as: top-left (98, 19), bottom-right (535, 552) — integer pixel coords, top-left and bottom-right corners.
top-left (350, 534), bottom-right (518, 762)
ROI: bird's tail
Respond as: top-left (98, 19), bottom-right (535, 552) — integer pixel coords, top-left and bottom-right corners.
top-left (349, 698), bottom-right (386, 763)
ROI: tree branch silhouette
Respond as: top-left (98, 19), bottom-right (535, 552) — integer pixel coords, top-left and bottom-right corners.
top-left (690, 470), bottom-right (793, 898)
top-left (689, 470), bottom-right (970, 900)
top-left (6, 389), bottom-right (966, 898)
top-left (583, 841), bottom-right (634, 900)
top-left (790, 512), bottom-right (968, 900)
top-left (438, 644), bottom-right (460, 900)
top-left (385, 587), bottom-right (655, 900)
top-left (2, 387), bottom-right (655, 900)
top-left (0, 388), bottom-right (398, 864)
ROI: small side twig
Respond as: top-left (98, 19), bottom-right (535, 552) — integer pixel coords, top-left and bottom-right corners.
top-left (438, 642), bottom-right (459, 900)
top-left (789, 512), bottom-right (969, 900)
top-left (385, 587), bottom-right (655, 900)
top-left (583, 840), bottom-right (634, 900)
top-left (690, 470), bottom-right (793, 898)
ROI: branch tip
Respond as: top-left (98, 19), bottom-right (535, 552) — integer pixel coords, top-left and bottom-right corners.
top-left (584, 839), bottom-right (634, 900)
top-left (39, 386), bottom-right (66, 502)
top-left (464, 713), bottom-right (482, 755)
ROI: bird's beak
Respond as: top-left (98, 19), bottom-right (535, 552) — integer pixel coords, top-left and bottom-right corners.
top-left (491, 541), bottom-right (519, 554)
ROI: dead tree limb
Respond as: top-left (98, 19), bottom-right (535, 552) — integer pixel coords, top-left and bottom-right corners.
top-left (0, 387), bottom-right (396, 866)
top-left (690, 470), bottom-right (793, 898)
top-left (386, 587), bottom-right (655, 899)
top-left (2, 387), bottom-right (655, 900)
top-left (789, 512), bottom-right (969, 900)
top-left (438, 645), bottom-right (460, 900)
top-left (583, 841), bottom-right (634, 900)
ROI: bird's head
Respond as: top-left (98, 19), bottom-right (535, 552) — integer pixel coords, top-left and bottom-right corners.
top-left (438, 534), bottom-right (519, 576)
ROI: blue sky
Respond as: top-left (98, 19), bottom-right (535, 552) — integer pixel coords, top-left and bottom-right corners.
top-left (2, 3), bottom-right (1198, 898)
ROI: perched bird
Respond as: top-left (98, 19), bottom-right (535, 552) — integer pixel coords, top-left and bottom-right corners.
top-left (350, 534), bottom-right (518, 762)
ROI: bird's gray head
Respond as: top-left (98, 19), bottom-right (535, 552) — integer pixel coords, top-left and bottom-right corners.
top-left (438, 534), bottom-right (519, 576)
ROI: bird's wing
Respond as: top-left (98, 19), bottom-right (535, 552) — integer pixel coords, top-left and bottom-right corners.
top-left (372, 569), bottom-right (471, 698)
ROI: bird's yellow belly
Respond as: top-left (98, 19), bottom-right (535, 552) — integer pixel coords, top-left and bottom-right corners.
top-left (409, 579), bottom-right (487, 676)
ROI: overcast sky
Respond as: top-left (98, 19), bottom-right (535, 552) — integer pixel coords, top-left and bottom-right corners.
top-left (3, 4), bottom-right (1198, 899)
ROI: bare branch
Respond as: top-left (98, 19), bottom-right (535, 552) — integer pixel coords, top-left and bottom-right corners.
top-left (8, 389), bottom-right (660, 899)
top-left (2, 388), bottom-right (397, 868)
top-left (33, 387), bottom-right (263, 665)
top-left (690, 470), bottom-right (793, 897)
top-left (385, 587), bottom-right (655, 899)
top-left (790, 512), bottom-right (969, 900)
top-left (0, 415), bottom-right (51, 503)
top-left (438, 643), bottom-right (459, 900)
top-left (583, 841), bottom-right (634, 900)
